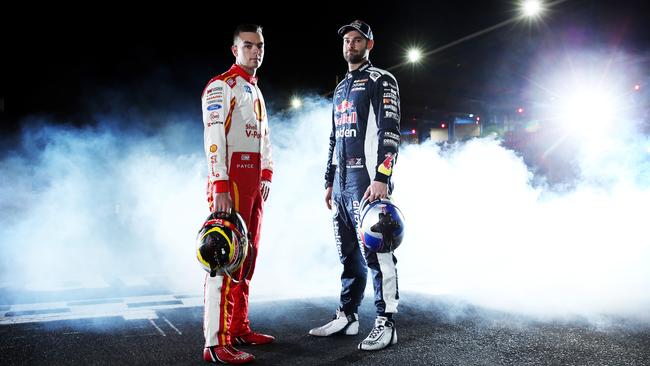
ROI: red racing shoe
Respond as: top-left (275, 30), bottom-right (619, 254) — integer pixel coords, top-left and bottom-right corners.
top-left (203, 345), bottom-right (255, 364)
top-left (233, 331), bottom-right (275, 345)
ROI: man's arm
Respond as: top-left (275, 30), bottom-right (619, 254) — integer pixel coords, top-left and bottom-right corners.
top-left (324, 108), bottom-right (337, 209)
top-left (260, 120), bottom-right (273, 182)
top-left (324, 108), bottom-right (337, 189)
top-left (260, 96), bottom-right (273, 201)
top-left (202, 79), bottom-right (233, 211)
top-left (364, 73), bottom-right (401, 201)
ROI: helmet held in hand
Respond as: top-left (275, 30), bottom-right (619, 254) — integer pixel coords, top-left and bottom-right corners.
top-left (196, 210), bottom-right (249, 277)
top-left (359, 197), bottom-right (405, 252)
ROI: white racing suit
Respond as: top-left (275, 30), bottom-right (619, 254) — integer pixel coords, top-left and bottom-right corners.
top-left (202, 64), bottom-right (273, 346)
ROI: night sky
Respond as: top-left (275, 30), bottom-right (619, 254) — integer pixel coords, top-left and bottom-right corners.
top-left (2, 0), bottom-right (649, 136)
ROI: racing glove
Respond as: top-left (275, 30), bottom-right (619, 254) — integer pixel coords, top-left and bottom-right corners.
top-left (260, 180), bottom-right (271, 201)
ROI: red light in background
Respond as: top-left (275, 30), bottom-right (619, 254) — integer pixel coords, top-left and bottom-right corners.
top-left (634, 84), bottom-right (641, 91)
top-left (517, 107), bottom-right (524, 114)
top-left (441, 123), bottom-right (446, 128)
top-left (476, 116), bottom-right (480, 121)
top-left (411, 129), bottom-right (416, 134)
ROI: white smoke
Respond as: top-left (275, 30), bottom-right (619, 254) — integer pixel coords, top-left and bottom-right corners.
top-left (1, 95), bottom-right (649, 323)
top-left (0, 119), bottom-right (208, 292)
top-left (395, 137), bottom-right (650, 320)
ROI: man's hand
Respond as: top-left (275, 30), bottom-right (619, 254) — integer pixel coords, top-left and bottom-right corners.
top-left (260, 180), bottom-right (271, 201)
top-left (325, 186), bottom-right (333, 210)
top-left (363, 181), bottom-right (388, 202)
top-left (213, 192), bottom-right (233, 213)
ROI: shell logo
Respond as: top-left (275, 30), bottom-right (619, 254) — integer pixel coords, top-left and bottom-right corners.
top-left (254, 99), bottom-right (265, 122)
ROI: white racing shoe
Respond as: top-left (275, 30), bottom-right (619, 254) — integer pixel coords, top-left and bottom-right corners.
top-left (358, 316), bottom-right (397, 351)
top-left (309, 309), bottom-right (359, 336)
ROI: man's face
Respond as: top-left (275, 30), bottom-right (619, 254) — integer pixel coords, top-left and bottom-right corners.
top-left (342, 30), bottom-right (372, 64)
top-left (232, 31), bottom-right (264, 71)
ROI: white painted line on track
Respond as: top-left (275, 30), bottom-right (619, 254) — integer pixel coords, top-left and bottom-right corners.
top-left (163, 316), bottom-right (183, 335)
top-left (0, 294), bottom-right (203, 325)
top-left (148, 318), bottom-right (166, 336)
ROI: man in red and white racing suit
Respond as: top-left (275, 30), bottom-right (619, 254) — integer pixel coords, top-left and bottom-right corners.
top-left (201, 24), bottom-right (274, 365)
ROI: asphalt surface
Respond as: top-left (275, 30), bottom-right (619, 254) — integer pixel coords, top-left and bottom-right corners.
top-left (2, 288), bottom-right (650, 366)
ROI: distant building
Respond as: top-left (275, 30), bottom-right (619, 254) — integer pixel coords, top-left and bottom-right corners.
top-left (401, 106), bottom-right (482, 143)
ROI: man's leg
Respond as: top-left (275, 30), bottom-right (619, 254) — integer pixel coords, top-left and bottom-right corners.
top-left (338, 192), bottom-right (368, 315)
top-left (309, 192), bottom-right (366, 336)
top-left (230, 191), bottom-right (274, 345)
top-left (204, 273), bottom-right (234, 347)
top-left (367, 252), bottom-right (399, 316)
top-left (203, 179), bottom-right (256, 364)
top-left (229, 189), bottom-right (256, 338)
top-left (358, 251), bottom-right (399, 351)
top-left (203, 273), bottom-right (255, 364)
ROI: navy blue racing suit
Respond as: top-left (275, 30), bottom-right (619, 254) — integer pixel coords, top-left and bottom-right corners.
top-left (324, 61), bottom-right (401, 316)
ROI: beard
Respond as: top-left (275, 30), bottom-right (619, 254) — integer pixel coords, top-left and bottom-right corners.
top-left (344, 51), bottom-right (366, 64)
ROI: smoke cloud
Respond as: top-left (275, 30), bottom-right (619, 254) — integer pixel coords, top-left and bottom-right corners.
top-left (1, 95), bottom-right (649, 324)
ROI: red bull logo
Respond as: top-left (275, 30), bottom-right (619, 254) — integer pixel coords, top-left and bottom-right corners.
top-left (335, 112), bottom-right (357, 126)
top-left (336, 100), bottom-right (354, 113)
top-left (378, 153), bottom-right (394, 176)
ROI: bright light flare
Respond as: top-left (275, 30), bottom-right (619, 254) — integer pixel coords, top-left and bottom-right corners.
top-left (556, 86), bottom-right (620, 137)
top-left (290, 97), bottom-right (302, 109)
top-left (520, 0), bottom-right (543, 18)
top-left (406, 48), bottom-right (422, 63)
top-left (525, 50), bottom-right (647, 166)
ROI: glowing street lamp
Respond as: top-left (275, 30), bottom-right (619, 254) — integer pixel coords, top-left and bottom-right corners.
top-left (406, 48), bottom-right (422, 64)
top-left (520, 0), bottom-right (544, 18)
top-left (290, 96), bottom-right (302, 109)
top-left (386, 0), bottom-right (557, 72)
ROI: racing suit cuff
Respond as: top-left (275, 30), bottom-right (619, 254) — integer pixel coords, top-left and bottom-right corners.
top-left (213, 180), bottom-right (230, 193)
top-left (261, 169), bottom-right (273, 182)
top-left (373, 173), bottom-right (390, 183)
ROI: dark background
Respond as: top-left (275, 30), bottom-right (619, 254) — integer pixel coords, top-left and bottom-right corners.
top-left (2, 0), bottom-right (649, 136)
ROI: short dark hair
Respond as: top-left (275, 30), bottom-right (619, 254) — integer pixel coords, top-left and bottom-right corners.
top-left (233, 24), bottom-right (263, 44)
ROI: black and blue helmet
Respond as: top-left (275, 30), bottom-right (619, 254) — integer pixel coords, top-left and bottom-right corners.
top-left (359, 197), bottom-right (405, 253)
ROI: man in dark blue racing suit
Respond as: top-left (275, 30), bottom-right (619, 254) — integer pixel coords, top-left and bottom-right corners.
top-left (308, 20), bottom-right (401, 352)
